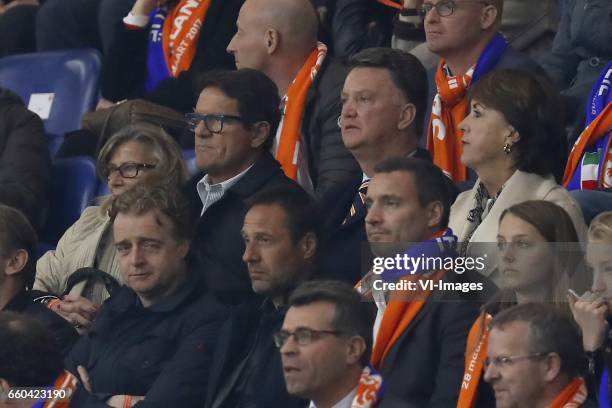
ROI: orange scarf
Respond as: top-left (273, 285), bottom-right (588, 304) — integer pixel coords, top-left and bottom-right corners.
top-left (457, 313), bottom-right (492, 408)
top-left (376, 0), bottom-right (402, 10)
top-left (276, 42), bottom-right (327, 180)
top-left (563, 104), bottom-right (612, 187)
top-left (161, 0), bottom-right (211, 78)
top-left (426, 62), bottom-right (475, 182)
top-left (40, 370), bottom-right (79, 407)
top-left (370, 269), bottom-right (445, 368)
top-left (547, 377), bottom-right (588, 408)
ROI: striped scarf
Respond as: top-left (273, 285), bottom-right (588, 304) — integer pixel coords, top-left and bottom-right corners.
top-left (30, 370), bottom-right (78, 408)
top-left (564, 62), bottom-right (612, 190)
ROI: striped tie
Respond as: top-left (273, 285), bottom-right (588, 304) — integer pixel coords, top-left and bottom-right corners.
top-left (343, 180), bottom-right (369, 225)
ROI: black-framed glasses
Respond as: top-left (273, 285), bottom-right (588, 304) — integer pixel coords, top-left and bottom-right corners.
top-left (419, 0), bottom-right (489, 17)
top-left (484, 352), bottom-right (548, 370)
top-left (185, 112), bottom-right (247, 134)
top-left (273, 328), bottom-right (344, 348)
top-left (103, 162), bottom-right (156, 179)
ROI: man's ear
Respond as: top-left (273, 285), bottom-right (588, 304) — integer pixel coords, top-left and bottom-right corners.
top-left (299, 232), bottom-right (317, 260)
top-left (542, 353), bottom-right (562, 383)
top-left (426, 201), bottom-right (444, 229)
top-left (480, 4), bottom-right (499, 30)
top-left (4, 249), bottom-right (28, 276)
top-left (346, 335), bottom-right (367, 365)
top-left (264, 29), bottom-right (280, 54)
top-left (397, 103), bottom-right (416, 132)
top-left (250, 121), bottom-right (271, 148)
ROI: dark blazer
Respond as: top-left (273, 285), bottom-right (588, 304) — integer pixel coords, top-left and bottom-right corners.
top-left (318, 148), bottom-right (432, 284)
top-left (302, 57), bottom-right (361, 198)
top-left (101, 0), bottom-right (243, 113)
top-left (65, 270), bottom-right (226, 408)
top-left (377, 271), bottom-right (484, 408)
top-left (205, 298), bottom-right (307, 408)
top-left (186, 152), bottom-right (297, 306)
top-left (4, 289), bottom-right (77, 355)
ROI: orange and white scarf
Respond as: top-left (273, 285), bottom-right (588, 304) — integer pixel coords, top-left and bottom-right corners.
top-left (548, 377), bottom-right (588, 408)
top-left (457, 313), bottom-right (492, 408)
top-left (276, 42), bottom-right (327, 181)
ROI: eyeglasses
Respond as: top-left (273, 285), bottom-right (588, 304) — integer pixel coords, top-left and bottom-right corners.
top-left (419, 0), bottom-right (489, 17)
top-left (185, 112), bottom-right (247, 134)
top-left (103, 162), bottom-right (156, 179)
top-left (273, 328), bottom-right (343, 348)
top-left (484, 352), bottom-right (548, 370)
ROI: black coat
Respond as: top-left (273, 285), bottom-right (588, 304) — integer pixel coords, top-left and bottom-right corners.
top-left (65, 270), bottom-right (226, 407)
top-left (186, 152), bottom-right (297, 306)
top-left (101, 0), bottom-right (243, 113)
top-left (302, 57), bottom-right (361, 198)
top-left (0, 88), bottom-right (50, 229)
top-left (4, 289), bottom-right (77, 355)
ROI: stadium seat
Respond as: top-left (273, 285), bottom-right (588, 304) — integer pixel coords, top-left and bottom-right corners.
top-left (0, 49), bottom-right (101, 156)
top-left (40, 157), bottom-right (98, 246)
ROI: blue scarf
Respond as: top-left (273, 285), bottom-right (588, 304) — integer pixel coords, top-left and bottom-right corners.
top-left (601, 367), bottom-right (611, 408)
top-left (472, 32), bottom-right (507, 83)
top-left (145, 7), bottom-right (171, 93)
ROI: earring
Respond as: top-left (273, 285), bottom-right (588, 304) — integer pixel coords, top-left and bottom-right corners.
top-left (503, 142), bottom-right (512, 154)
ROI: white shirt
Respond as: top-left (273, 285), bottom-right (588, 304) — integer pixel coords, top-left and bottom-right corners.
top-left (196, 165), bottom-right (252, 215)
top-left (308, 387), bottom-right (357, 408)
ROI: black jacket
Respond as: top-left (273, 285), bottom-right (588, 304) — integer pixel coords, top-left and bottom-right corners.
top-left (0, 87), bottom-right (50, 229)
top-left (65, 270), bottom-right (227, 407)
top-left (318, 148), bottom-right (432, 284)
top-left (302, 57), bottom-right (361, 198)
top-left (205, 298), bottom-right (307, 408)
top-left (101, 0), bottom-right (243, 113)
top-left (186, 152), bottom-right (297, 306)
top-left (4, 289), bottom-right (77, 355)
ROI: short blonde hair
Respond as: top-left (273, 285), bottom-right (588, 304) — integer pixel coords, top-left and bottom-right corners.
top-left (588, 211), bottom-right (612, 243)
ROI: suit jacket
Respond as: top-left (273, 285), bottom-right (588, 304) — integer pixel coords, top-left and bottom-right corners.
top-left (449, 170), bottom-right (587, 284)
top-left (186, 152), bottom-right (297, 306)
top-left (302, 57), bottom-right (361, 198)
top-left (318, 148), bottom-right (432, 284)
top-left (377, 271), bottom-right (484, 408)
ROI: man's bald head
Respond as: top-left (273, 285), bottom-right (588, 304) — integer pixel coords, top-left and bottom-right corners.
top-left (227, 0), bottom-right (319, 72)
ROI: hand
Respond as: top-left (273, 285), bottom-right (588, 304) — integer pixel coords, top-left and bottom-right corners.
top-left (568, 290), bottom-right (609, 351)
top-left (96, 98), bottom-right (116, 111)
top-left (107, 395), bottom-right (145, 408)
top-left (0, 0), bottom-right (39, 14)
top-left (402, 0), bottom-right (421, 9)
top-left (130, 0), bottom-right (161, 17)
top-left (56, 294), bottom-right (99, 334)
top-left (77, 366), bottom-right (92, 392)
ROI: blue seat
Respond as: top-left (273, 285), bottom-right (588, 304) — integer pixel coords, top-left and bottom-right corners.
top-left (40, 157), bottom-right (98, 245)
top-left (0, 49), bottom-right (101, 155)
top-left (183, 149), bottom-right (198, 176)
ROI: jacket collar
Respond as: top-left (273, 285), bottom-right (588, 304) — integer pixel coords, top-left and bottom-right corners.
top-left (227, 151), bottom-right (286, 198)
top-left (3, 288), bottom-right (29, 312)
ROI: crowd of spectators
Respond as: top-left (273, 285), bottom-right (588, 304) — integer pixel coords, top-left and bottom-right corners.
top-left (0, 0), bottom-right (611, 407)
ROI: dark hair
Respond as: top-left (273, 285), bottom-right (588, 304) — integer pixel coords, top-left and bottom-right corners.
top-left (374, 157), bottom-right (451, 228)
top-left (197, 69), bottom-right (281, 150)
top-left (288, 280), bottom-right (375, 366)
top-left (349, 47), bottom-right (428, 137)
top-left (0, 312), bottom-right (63, 386)
top-left (490, 303), bottom-right (585, 378)
top-left (468, 69), bottom-right (566, 181)
top-left (109, 184), bottom-right (196, 242)
top-left (245, 184), bottom-right (321, 245)
top-left (0, 205), bottom-right (37, 290)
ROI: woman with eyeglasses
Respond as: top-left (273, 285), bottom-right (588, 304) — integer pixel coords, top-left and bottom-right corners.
top-left (448, 69), bottom-right (587, 284)
top-left (458, 200), bottom-right (588, 407)
top-left (34, 123), bottom-right (187, 333)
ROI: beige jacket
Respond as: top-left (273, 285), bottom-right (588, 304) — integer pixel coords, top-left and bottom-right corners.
top-left (449, 170), bottom-right (587, 283)
top-left (34, 206), bottom-right (122, 305)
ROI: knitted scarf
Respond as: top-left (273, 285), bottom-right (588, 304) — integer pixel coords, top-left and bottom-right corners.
top-left (426, 33), bottom-right (507, 181)
top-left (30, 370), bottom-right (79, 408)
top-left (457, 313), bottom-right (493, 408)
top-left (145, 0), bottom-right (211, 92)
top-left (548, 377), bottom-right (588, 408)
top-left (352, 365), bottom-right (384, 408)
top-left (276, 42), bottom-right (327, 180)
top-left (563, 61), bottom-right (612, 190)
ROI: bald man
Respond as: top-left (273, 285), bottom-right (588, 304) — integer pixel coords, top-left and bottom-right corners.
top-left (227, 0), bottom-right (360, 199)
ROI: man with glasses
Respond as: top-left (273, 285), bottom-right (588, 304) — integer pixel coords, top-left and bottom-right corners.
top-left (184, 68), bottom-right (296, 306)
top-left (484, 303), bottom-right (596, 407)
top-left (277, 280), bottom-right (381, 408)
top-left (204, 184), bottom-right (318, 408)
top-left (416, 0), bottom-right (543, 184)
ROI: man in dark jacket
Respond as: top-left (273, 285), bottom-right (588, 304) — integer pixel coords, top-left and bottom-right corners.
top-left (185, 69), bottom-right (297, 306)
top-left (204, 184), bottom-right (319, 408)
top-left (226, 0), bottom-right (360, 198)
top-left (319, 47), bottom-right (434, 285)
top-left (66, 184), bottom-right (226, 408)
top-left (0, 87), bottom-right (50, 230)
top-left (0, 204), bottom-right (77, 355)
